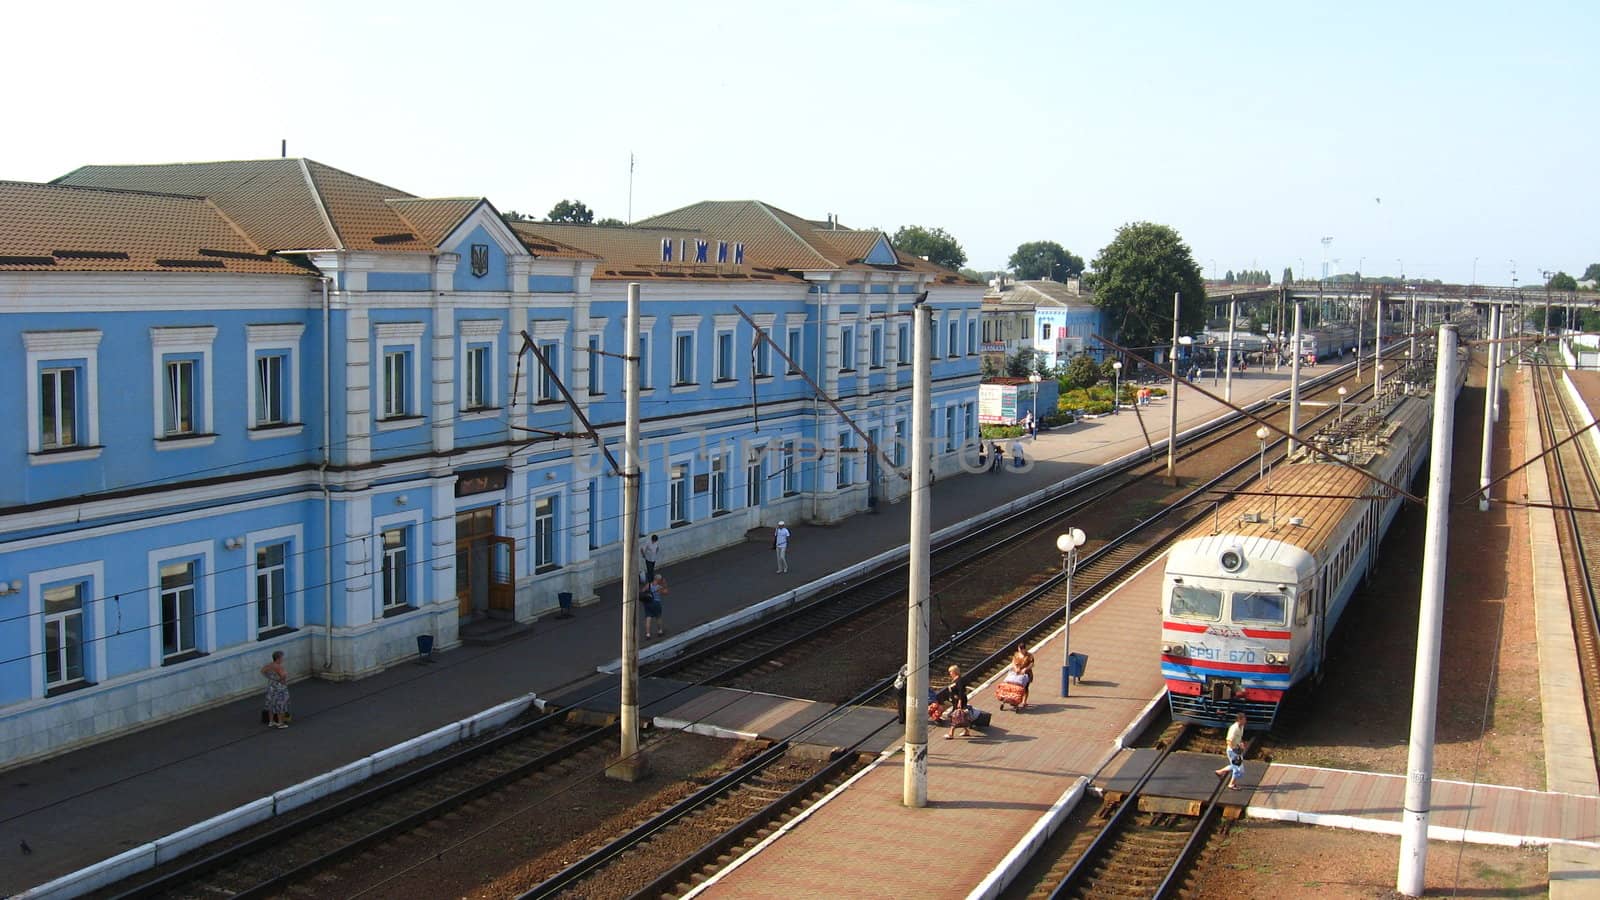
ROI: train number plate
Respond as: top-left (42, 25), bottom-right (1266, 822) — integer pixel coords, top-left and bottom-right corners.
top-left (1190, 645), bottom-right (1258, 664)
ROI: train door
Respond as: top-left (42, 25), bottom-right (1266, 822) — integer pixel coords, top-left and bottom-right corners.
top-left (1313, 566), bottom-right (1328, 677)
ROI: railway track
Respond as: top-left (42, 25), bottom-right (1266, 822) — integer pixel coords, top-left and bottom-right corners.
top-left (98, 715), bottom-right (614, 899)
top-left (1530, 357), bottom-right (1600, 757)
top-left (1003, 722), bottom-right (1257, 900)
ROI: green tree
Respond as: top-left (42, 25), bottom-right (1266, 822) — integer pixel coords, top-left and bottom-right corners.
top-left (1582, 263), bottom-right (1600, 283)
top-left (1548, 271), bottom-right (1578, 291)
top-left (502, 210), bottom-right (535, 223)
top-left (1281, 266), bottom-right (1293, 284)
top-left (1007, 240), bottom-right (1084, 281)
top-left (595, 217), bottom-right (625, 227)
top-left (1224, 269), bottom-right (1235, 284)
top-left (1005, 348), bottom-right (1046, 377)
top-left (1088, 222), bottom-right (1207, 352)
top-left (892, 225), bottom-right (967, 270)
top-left (1061, 354), bottom-right (1100, 390)
top-left (546, 199), bottom-right (595, 224)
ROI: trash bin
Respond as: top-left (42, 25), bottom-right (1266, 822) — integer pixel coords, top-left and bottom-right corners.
top-left (416, 634), bottom-right (434, 661)
top-left (1067, 652), bottom-right (1088, 681)
top-left (556, 591), bottom-right (574, 619)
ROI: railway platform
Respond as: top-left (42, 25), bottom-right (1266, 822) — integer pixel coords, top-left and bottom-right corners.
top-left (2, 368), bottom-right (1302, 895)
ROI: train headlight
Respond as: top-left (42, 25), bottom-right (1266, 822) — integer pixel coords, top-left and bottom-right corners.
top-left (1219, 547), bottom-right (1245, 572)
top-left (1265, 651), bottom-right (1288, 666)
top-left (1162, 641), bottom-right (1188, 656)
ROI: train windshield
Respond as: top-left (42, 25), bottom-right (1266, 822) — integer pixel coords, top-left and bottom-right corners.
top-left (1232, 591), bottom-right (1288, 626)
top-left (1170, 585), bottom-right (1222, 619)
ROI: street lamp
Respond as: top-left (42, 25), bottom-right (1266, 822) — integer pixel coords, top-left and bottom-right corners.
top-left (1256, 426), bottom-right (1270, 484)
top-left (1056, 527), bottom-right (1087, 696)
top-left (1338, 385), bottom-right (1347, 422)
top-left (1028, 371), bottom-right (1042, 439)
top-left (1112, 361), bottom-right (1123, 414)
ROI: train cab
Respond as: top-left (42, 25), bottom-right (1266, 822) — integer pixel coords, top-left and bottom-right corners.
top-left (1161, 536), bottom-right (1315, 727)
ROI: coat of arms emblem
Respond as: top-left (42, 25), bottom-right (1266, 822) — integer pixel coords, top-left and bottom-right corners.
top-left (470, 244), bottom-right (489, 278)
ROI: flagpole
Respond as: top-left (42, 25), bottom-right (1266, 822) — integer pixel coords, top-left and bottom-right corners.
top-left (627, 152), bottom-right (634, 224)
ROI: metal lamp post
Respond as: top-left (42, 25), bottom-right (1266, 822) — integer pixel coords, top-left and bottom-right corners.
top-left (1112, 361), bottom-right (1122, 414)
top-left (1338, 385), bottom-right (1347, 422)
top-left (1057, 528), bottom-right (1086, 696)
top-left (1256, 426), bottom-right (1270, 484)
top-left (1028, 372), bottom-right (1041, 439)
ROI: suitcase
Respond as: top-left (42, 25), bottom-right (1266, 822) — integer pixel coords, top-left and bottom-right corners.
top-left (994, 681), bottom-right (1027, 709)
top-left (970, 709), bottom-right (992, 728)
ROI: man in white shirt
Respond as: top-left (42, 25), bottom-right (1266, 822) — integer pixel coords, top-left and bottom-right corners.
top-left (641, 534), bottom-right (660, 584)
top-left (774, 521), bottom-right (791, 573)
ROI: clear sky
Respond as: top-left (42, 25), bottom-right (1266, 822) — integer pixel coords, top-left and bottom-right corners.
top-left (5, 0), bottom-right (1594, 286)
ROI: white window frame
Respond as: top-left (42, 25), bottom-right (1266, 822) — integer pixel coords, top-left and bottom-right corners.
top-left (716, 329), bottom-right (736, 381)
top-left (587, 479), bottom-right (601, 550)
top-left (786, 327), bottom-right (803, 376)
top-left (587, 333), bottom-right (604, 395)
top-left (870, 324), bottom-right (884, 368)
top-left (637, 315), bottom-right (657, 391)
top-left (964, 401), bottom-right (976, 442)
top-left (458, 319), bottom-right (502, 415)
top-left (967, 319), bottom-right (977, 356)
top-left (945, 406), bottom-right (957, 451)
top-left (146, 541), bottom-right (214, 664)
top-left (372, 509), bottom-right (423, 617)
top-left (375, 322), bottom-right (425, 431)
top-left (150, 326), bottom-right (217, 448)
top-left (837, 430), bottom-right (853, 487)
top-left (669, 460), bottom-right (691, 524)
top-left (533, 493), bottom-right (559, 570)
top-left (246, 323), bottom-right (305, 437)
top-left (894, 419), bottom-right (907, 466)
top-left (673, 330), bottom-right (696, 388)
top-left (746, 457), bottom-right (763, 508)
top-left (24, 330), bottom-right (101, 463)
top-left (711, 453), bottom-right (729, 513)
top-left (839, 324), bottom-right (857, 372)
top-left (948, 319), bottom-right (960, 358)
top-left (247, 524), bottom-right (303, 639)
top-left (897, 322), bottom-right (911, 365)
top-left (782, 442), bottom-right (798, 494)
top-left (26, 561), bottom-right (105, 699)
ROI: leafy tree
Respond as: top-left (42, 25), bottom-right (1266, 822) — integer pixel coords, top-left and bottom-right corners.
top-left (1582, 263), bottom-right (1600, 283)
top-left (595, 217), bottom-right (625, 227)
top-left (502, 210), bottom-right (535, 223)
top-left (1007, 240), bottom-right (1084, 281)
top-left (1088, 222), bottom-right (1207, 352)
top-left (1061, 354), bottom-right (1100, 390)
top-left (1005, 348), bottom-right (1046, 377)
top-left (546, 199), bottom-right (595, 224)
top-left (892, 225), bottom-right (967, 270)
top-left (1224, 269), bottom-right (1235, 283)
top-left (1282, 266), bottom-right (1293, 284)
top-left (1547, 271), bottom-right (1577, 291)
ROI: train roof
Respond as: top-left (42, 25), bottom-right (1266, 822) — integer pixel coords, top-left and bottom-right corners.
top-left (1186, 464), bottom-right (1377, 558)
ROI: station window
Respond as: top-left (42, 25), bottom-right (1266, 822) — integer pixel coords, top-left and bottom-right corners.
top-left (40, 366), bottom-right (81, 448)
top-left (897, 323), bottom-right (911, 364)
top-left (43, 581), bottom-right (87, 689)
top-left (160, 560), bottom-right (199, 660)
top-left (464, 345), bottom-right (491, 409)
top-left (782, 443), bottom-right (798, 495)
top-left (674, 332), bottom-right (696, 386)
top-left (383, 349), bottom-right (413, 418)
top-left (839, 325), bottom-right (856, 372)
top-left (25, 329), bottom-right (101, 459)
top-left (256, 542), bottom-right (289, 632)
top-left (948, 320), bottom-right (959, 357)
top-left (537, 341), bottom-right (561, 402)
top-left (381, 528), bottom-right (411, 611)
top-left (670, 464), bottom-right (690, 524)
top-left (712, 455), bottom-right (729, 513)
top-left (716, 330), bottom-right (735, 381)
top-left (534, 496), bottom-right (557, 569)
top-left (151, 326), bottom-right (216, 442)
top-left (786, 328), bottom-right (803, 374)
top-left (870, 325), bottom-right (884, 368)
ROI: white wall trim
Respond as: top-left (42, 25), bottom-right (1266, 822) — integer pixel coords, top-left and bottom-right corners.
top-left (146, 540), bottom-right (217, 664)
top-left (23, 329), bottom-right (102, 455)
top-left (26, 560), bottom-right (106, 700)
top-left (244, 524), bottom-right (306, 639)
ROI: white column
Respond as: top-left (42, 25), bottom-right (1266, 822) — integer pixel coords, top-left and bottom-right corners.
top-left (342, 493), bottom-right (375, 631)
top-left (1397, 324), bottom-right (1458, 896)
top-left (431, 305), bottom-right (456, 455)
top-left (343, 305), bottom-right (372, 466)
top-left (904, 302), bottom-right (931, 807)
top-left (1289, 299), bottom-right (1303, 456)
top-left (430, 477), bottom-right (457, 615)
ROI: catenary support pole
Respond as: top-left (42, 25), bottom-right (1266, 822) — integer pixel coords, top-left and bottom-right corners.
top-left (1490, 306), bottom-right (1502, 423)
top-left (1375, 295), bottom-right (1384, 394)
top-left (1288, 298), bottom-right (1303, 457)
top-left (1356, 298), bottom-right (1364, 381)
top-left (1478, 314), bottom-right (1495, 512)
top-left (1397, 324), bottom-right (1458, 897)
top-left (1224, 298), bottom-right (1236, 403)
top-left (904, 301), bottom-right (932, 807)
top-left (609, 282), bottom-right (647, 781)
top-left (1167, 291), bottom-right (1181, 480)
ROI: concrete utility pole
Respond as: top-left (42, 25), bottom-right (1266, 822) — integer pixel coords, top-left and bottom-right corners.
top-left (1224, 298), bottom-right (1236, 403)
top-left (1478, 307), bottom-right (1496, 512)
top-left (1374, 295), bottom-right (1384, 394)
top-left (1356, 298), bottom-right (1365, 381)
top-left (1288, 298), bottom-right (1303, 457)
top-left (903, 301), bottom-right (932, 808)
top-left (609, 282), bottom-right (647, 782)
top-left (1167, 291), bottom-right (1182, 480)
top-left (1398, 324), bottom-right (1459, 896)
top-left (1491, 305), bottom-right (1503, 423)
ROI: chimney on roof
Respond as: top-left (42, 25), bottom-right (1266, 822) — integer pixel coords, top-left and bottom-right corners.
top-left (827, 213), bottom-right (836, 230)
top-left (281, 139), bottom-right (286, 158)
top-left (1066, 277), bottom-right (1081, 294)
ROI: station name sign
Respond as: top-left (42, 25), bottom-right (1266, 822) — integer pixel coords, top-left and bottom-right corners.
top-left (456, 467), bottom-right (509, 497)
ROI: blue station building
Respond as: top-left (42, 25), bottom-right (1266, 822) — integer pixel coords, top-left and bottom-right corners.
top-left (0, 159), bottom-right (983, 764)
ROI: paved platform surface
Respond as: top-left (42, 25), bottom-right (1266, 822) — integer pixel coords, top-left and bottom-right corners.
top-left (0, 370), bottom-right (1302, 894)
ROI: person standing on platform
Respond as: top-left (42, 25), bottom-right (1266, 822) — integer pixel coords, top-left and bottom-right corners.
top-left (641, 534), bottom-right (660, 585)
top-left (943, 664), bottom-right (974, 739)
top-left (977, 443), bottom-right (987, 471)
top-left (260, 651), bottom-right (290, 729)
top-left (774, 520), bottom-right (791, 573)
top-left (990, 442), bottom-right (1004, 473)
top-left (642, 574), bottom-right (668, 638)
top-left (893, 663), bottom-right (909, 724)
top-left (1028, 412), bottom-right (1038, 440)
top-left (1010, 438), bottom-right (1024, 468)
top-left (1214, 711), bottom-right (1247, 789)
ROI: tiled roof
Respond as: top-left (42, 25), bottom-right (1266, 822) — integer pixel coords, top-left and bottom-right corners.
top-left (502, 221), bottom-right (604, 261)
top-left (0, 180), bottom-right (312, 276)
top-left (54, 159), bottom-right (434, 254)
top-left (986, 280), bottom-right (1096, 308)
top-left (385, 198), bottom-right (482, 247)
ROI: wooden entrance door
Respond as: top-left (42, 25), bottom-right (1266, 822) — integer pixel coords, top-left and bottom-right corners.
top-left (455, 507), bottom-right (498, 620)
top-left (489, 536), bottom-right (516, 613)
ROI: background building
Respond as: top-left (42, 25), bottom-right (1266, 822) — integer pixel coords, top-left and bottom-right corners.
top-left (981, 277), bottom-right (1108, 372)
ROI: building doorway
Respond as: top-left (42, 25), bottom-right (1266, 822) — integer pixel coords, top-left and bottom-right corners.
top-left (456, 507), bottom-right (515, 620)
